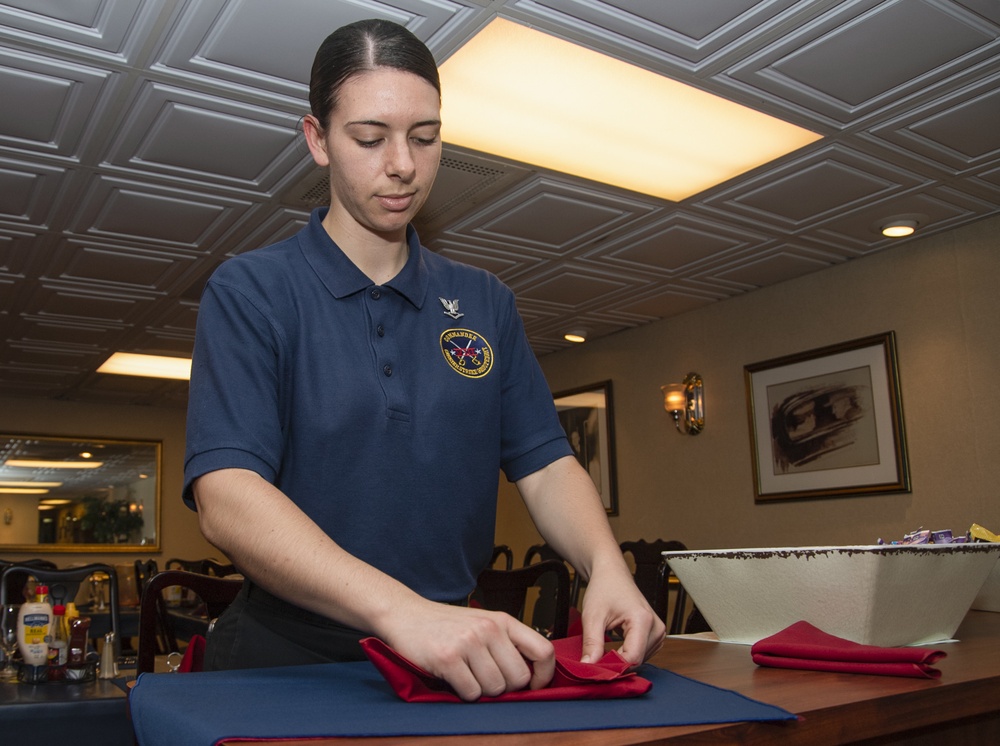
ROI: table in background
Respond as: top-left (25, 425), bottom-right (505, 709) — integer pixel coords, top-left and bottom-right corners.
top-left (218, 611), bottom-right (1000, 746)
top-left (0, 675), bottom-right (132, 746)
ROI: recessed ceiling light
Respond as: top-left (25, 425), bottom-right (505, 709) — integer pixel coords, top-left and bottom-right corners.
top-left (439, 18), bottom-right (822, 201)
top-left (0, 481), bottom-right (63, 488)
top-left (97, 352), bottom-right (192, 380)
top-left (564, 330), bottom-right (588, 343)
top-left (881, 219), bottom-right (917, 238)
top-left (5, 459), bottom-right (104, 469)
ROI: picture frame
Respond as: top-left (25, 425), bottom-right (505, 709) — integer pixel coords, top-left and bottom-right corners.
top-left (744, 331), bottom-right (910, 502)
top-left (553, 380), bottom-right (618, 515)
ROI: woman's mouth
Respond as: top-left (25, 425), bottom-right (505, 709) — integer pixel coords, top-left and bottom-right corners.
top-left (376, 193), bottom-right (414, 212)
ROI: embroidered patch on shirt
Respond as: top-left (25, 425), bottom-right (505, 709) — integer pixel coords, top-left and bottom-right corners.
top-left (440, 328), bottom-right (493, 378)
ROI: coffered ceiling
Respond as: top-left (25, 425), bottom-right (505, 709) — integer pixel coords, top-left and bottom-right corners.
top-left (1, 0), bottom-right (998, 408)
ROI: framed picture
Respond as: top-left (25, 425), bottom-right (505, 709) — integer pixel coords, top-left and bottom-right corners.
top-left (744, 331), bottom-right (910, 502)
top-left (553, 380), bottom-right (618, 515)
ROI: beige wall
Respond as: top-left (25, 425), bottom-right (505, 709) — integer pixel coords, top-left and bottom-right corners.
top-left (497, 214), bottom-right (1000, 562)
top-left (0, 397), bottom-right (217, 567)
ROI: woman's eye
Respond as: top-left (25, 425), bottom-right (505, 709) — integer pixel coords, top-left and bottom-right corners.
top-left (357, 139), bottom-right (381, 148)
top-left (413, 136), bottom-right (439, 146)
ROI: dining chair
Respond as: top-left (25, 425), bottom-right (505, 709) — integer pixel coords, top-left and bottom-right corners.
top-left (620, 538), bottom-right (689, 625)
top-left (134, 559), bottom-right (159, 592)
top-left (0, 558), bottom-right (58, 603)
top-left (0, 563), bottom-right (122, 652)
top-left (136, 570), bottom-right (243, 674)
top-left (490, 544), bottom-right (514, 570)
top-left (523, 543), bottom-right (584, 609)
top-left (201, 559), bottom-right (239, 577)
top-left (656, 561), bottom-right (712, 635)
top-left (474, 560), bottom-right (571, 639)
top-left (165, 558), bottom-right (240, 577)
top-left (133, 559), bottom-right (173, 655)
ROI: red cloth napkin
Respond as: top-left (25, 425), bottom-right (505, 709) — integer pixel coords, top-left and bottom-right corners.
top-left (360, 634), bottom-right (651, 702)
top-left (750, 621), bottom-right (947, 679)
top-left (179, 634), bottom-right (207, 673)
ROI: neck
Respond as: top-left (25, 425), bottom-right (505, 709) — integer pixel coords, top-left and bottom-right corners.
top-left (321, 211), bottom-right (408, 285)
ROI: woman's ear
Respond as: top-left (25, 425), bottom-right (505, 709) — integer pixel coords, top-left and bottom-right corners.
top-left (303, 115), bottom-right (330, 168)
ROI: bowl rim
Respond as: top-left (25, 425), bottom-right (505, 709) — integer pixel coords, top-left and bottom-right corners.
top-left (661, 543), bottom-right (1000, 558)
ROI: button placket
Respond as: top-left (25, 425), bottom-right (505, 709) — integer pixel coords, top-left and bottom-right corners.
top-left (368, 286), bottom-right (394, 383)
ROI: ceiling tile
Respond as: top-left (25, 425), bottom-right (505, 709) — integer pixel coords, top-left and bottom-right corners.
top-left (726, 0), bottom-right (1000, 123)
top-left (104, 81), bottom-right (303, 189)
top-left (1, 0), bottom-right (998, 404)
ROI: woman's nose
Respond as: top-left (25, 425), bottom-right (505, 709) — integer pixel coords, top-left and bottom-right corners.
top-left (385, 139), bottom-right (416, 181)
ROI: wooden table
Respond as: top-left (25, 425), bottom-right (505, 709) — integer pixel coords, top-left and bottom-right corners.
top-left (220, 611), bottom-right (1000, 746)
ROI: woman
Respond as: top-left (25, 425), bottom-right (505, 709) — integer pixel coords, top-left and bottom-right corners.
top-left (184, 18), bottom-right (662, 701)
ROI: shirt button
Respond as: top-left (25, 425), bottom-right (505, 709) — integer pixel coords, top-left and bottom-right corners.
top-left (370, 288), bottom-right (381, 300)
top-left (383, 364), bottom-right (392, 377)
top-left (376, 324), bottom-right (385, 337)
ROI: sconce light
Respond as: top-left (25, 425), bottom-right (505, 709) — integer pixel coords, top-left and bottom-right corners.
top-left (3, 507), bottom-right (12, 525)
top-left (660, 373), bottom-right (704, 435)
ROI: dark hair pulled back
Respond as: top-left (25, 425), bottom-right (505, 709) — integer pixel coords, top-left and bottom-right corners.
top-left (309, 19), bottom-right (440, 131)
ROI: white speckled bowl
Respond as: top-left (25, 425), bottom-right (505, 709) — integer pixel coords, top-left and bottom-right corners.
top-left (972, 559), bottom-right (1000, 612)
top-left (663, 543), bottom-right (1000, 646)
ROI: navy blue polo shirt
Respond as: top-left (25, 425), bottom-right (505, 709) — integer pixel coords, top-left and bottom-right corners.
top-left (184, 208), bottom-right (571, 601)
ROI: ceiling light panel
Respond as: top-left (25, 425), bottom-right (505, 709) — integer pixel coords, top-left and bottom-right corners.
top-left (439, 19), bottom-right (823, 202)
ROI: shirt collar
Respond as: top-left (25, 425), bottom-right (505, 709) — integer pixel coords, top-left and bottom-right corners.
top-left (299, 208), bottom-right (428, 310)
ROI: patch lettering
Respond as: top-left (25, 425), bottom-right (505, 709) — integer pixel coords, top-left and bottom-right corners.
top-left (440, 328), bottom-right (493, 378)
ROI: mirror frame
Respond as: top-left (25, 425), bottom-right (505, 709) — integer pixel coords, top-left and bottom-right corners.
top-left (0, 433), bottom-right (162, 553)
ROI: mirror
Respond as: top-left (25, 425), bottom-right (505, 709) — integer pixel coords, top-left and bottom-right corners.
top-left (0, 434), bottom-right (160, 552)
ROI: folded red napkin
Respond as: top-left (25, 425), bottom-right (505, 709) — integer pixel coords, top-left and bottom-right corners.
top-left (750, 621), bottom-right (947, 679)
top-left (360, 634), bottom-right (651, 702)
top-left (178, 634), bottom-right (206, 673)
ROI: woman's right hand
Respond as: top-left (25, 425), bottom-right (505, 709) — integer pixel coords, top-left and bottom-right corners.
top-left (379, 601), bottom-right (555, 701)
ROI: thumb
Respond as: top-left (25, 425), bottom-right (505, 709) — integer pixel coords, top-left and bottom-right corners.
top-left (579, 623), bottom-right (607, 663)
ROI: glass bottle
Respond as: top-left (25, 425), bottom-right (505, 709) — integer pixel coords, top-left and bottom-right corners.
top-left (48, 604), bottom-right (69, 680)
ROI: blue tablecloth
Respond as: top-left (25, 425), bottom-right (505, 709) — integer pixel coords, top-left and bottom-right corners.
top-left (129, 660), bottom-right (795, 745)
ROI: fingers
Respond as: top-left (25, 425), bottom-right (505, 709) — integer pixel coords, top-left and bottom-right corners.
top-left (417, 611), bottom-right (554, 702)
top-left (579, 594), bottom-right (666, 667)
top-left (506, 620), bottom-right (555, 690)
top-left (580, 626), bottom-right (608, 664)
top-left (617, 610), bottom-right (666, 666)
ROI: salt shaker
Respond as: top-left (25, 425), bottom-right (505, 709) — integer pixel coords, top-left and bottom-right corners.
top-left (99, 631), bottom-right (118, 679)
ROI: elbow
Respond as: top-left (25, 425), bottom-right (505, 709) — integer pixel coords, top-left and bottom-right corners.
top-left (191, 471), bottom-right (235, 549)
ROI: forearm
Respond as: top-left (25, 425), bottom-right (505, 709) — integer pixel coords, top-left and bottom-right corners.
top-left (516, 455), bottom-right (665, 664)
top-left (193, 467), bottom-right (556, 700)
top-left (515, 455), bottom-right (629, 582)
top-left (192, 468), bottom-right (424, 637)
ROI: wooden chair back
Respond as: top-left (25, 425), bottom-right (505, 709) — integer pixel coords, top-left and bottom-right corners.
top-left (137, 570), bottom-right (242, 674)
top-left (165, 558), bottom-right (239, 577)
top-left (523, 543), bottom-right (583, 607)
top-left (475, 560), bottom-right (570, 639)
top-left (490, 544), bottom-right (514, 570)
top-left (0, 558), bottom-right (58, 603)
top-left (620, 538), bottom-right (687, 621)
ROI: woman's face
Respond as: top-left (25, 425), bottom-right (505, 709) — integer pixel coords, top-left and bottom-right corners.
top-left (305, 67), bottom-right (442, 240)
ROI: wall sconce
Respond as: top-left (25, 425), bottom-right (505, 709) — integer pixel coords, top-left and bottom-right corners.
top-left (660, 373), bottom-right (704, 435)
top-left (3, 507), bottom-right (12, 525)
